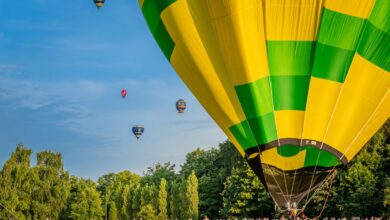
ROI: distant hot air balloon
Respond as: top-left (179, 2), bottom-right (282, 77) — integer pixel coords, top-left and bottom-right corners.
top-left (93, 0), bottom-right (105, 10)
top-left (139, 0), bottom-right (390, 215)
top-left (132, 125), bottom-right (144, 140)
top-left (121, 89), bottom-right (127, 98)
top-left (176, 99), bottom-right (186, 113)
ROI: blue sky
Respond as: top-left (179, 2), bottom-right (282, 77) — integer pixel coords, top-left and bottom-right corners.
top-left (0, 0), bottom-right (227, 180)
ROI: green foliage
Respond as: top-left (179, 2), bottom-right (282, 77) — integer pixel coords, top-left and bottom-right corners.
top-left (141, 184), bottom-right (157, 209)
top-left (139, 204), bottom-right (157, 220)
top-left (131, 186), bottom-right (142, 219)
top-left (384, 177), bottom-right (390, 213)
top-left (0, 144), bottom-right (32, 220)
top-left (142, 162), bottom-right (176, 185)
top-left (221, 162), bottom-right (272, 218)
top-left (169, 179), bottom-right (182, 219)
top-left (108, 201), bottom-right (117, 220)
top-left (30, 150), bottom-right (70, 220)
top-left (185, 171), bottom-right (199, 220)
top-left (157, 178), bottom-right (168, 220)
top-left (0, 120), bottom-right (388, 219)
top-left (97, 170), bottom-right (141, 219)
top-left (180, 141), bottom-right (243, 218)
top-left (120, 184), bottom-right (130, 220)
top-left (62, 177), bottom-right (103, 220)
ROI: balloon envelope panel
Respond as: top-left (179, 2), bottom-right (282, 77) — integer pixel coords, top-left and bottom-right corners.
top-left (139, 0), bottom-right (390, 208)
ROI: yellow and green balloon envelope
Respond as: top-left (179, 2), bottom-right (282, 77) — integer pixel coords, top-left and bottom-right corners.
top-left (139, 0), bottom-right (390, 209)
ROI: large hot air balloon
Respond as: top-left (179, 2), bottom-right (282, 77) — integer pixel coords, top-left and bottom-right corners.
top-left (139, 0), bottom-right (390, 214)
top-left (93, 0), bottom-right (105, 10)
top-left (176, 99), bottom-right (186, 113)
top-left (132, 125), bottom-right (144, 140)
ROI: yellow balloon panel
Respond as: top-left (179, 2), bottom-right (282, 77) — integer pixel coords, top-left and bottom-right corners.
top-left (264, 0), bottom-right (324, 41)
top-left (325, 0), bottom-right (376, 18)
top-left (324, 54), bottom-right (390, 159)
top-left (302, 78), bottom-right (342, 142)
top-left (187, 0), bottom-right (269, 85)
top-left (344, 91), bottom-right (390, 160)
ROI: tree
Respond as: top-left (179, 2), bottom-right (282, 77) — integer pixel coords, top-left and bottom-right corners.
top-left (0, 144), bottom-right (32, 220)
top-left (97, 171), bottom-right (141, 219)
top-left (180, 142), bottom-right (244, 218)
top-left (139, 204), bottom-right (157, 220)
top-left (157, 178), bottom-right (168, 220)
top-left (180, 149), bottom-right (206, 178)
top-left (142, 162), bottom-right (175, 218)
top-left (142, 162), bottom-right (176, 186)
top-left (61, 177), bottom-right (103, 220)
top-left (120, 184), bottom-right (130, 220)
top-left (140, 184), bottom-right (157, 210)
top-left (337, 162), bottom-right (378, 217)
top-left (185, 171), bottom-right (199, 220)
top-left (169, 179), bottom-right (182, 219)
top-left (384, 177), bottom-right (390, 217)
top-left (132, 186), bottom-right (141, 219)
top-left (30, 151), bottom-right (70, 220)
top-left (221, 162), bottom-right (273, 218)
top-left (108, 201), bottom-right (117, 220)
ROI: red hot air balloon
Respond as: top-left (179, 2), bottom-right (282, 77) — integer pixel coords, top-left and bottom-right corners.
top-left (121, 89), bottom-right (127, 98)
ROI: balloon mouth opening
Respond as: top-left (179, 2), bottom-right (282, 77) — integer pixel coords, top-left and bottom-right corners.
top-left (261, 164), bottom-right (338, 210)
top-left (243, 139), bottom-right (342, 210)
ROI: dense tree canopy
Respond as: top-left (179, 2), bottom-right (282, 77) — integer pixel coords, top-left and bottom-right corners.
top-left (0, 121), bottom-right (388, 219)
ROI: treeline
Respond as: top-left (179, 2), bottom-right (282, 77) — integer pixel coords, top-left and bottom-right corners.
top-left (0, 122), bottom-right (388, 219)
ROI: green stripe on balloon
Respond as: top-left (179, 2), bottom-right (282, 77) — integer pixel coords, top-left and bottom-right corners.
top-left (235, 77), bottom-right (274, 118)
top-left (229, 114), bottom-right (278, 149)
top-left (277, 145), bottom-right (303, 157)
top-left (312, 43), bottom-right (354, 83)
top-left (235, 77), bottom-right (277, 146)
top-left (275, 145), bottom-right (341, 167)
top-left (153, 21), bottom-right (175, 59)
top-left (318, 9), bottom-right (365, 50)
top-left (247, 113), bottom-right (278, 145)
top-left (304, 147), bottom-right (341, 167)
top-left (368, 0), bottom-right (390, 34)
top-left (267, 41), bottom-right (315, 76)
top-left (357, 22), bottom-right (390, 71)
top-left (229, 121), bottom-right (258, 150)
top-left (142, 0), bottom-right (176, 60)
top-left (271, 75), bottom-right (310, 110)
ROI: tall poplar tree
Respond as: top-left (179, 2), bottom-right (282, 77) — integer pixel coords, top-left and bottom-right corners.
top-left (186, 171), bottom-right (199, 220)
top-left (157, 178), bottom-right (168, 220)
